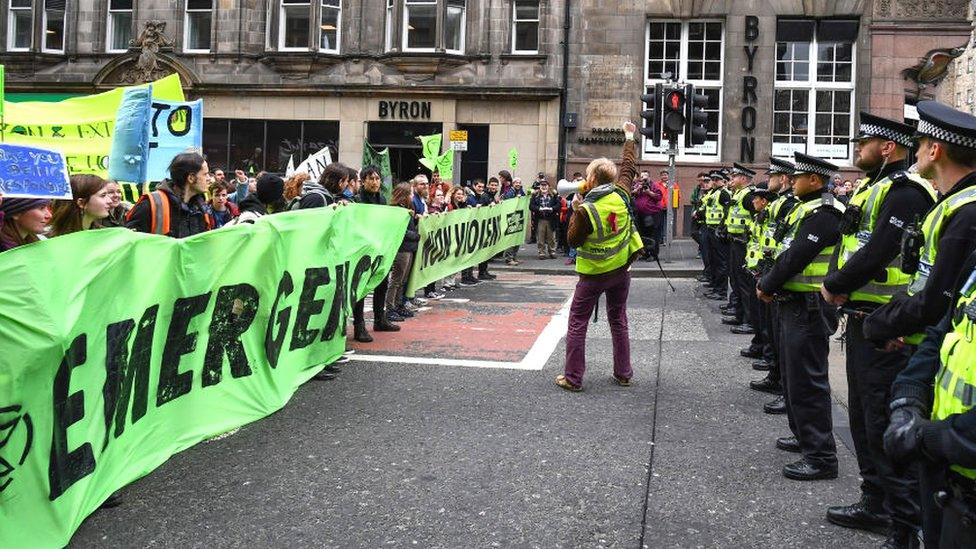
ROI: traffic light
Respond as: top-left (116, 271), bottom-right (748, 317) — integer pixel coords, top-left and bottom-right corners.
top-left (684, 84), bottom-right (708, 148)
top-left (640, 84), bottom-right (663, 148)
top-left (661, 87), bottom-right (686, 142)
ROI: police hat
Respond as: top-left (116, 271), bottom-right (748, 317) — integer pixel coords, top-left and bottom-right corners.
top-left (709, 170), bottom-right (729, 181)
top-left (914, 100), bottom-right (976, 151)
top-left (850, 111), bottom-right (917, 149)
top-left (747, 182), bottom-right (777, 200)
top-left (767, 157), bottom-right (795, 175)
top-left (730, 162), bottom-right (756, 178)
top-left (793, 152), bottom-right (839, 179)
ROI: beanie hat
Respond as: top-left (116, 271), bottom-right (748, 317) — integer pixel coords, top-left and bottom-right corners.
top-left (0, 198), bottom-right (51, 217)
top-left (255, 174), bottom-right (284, 205)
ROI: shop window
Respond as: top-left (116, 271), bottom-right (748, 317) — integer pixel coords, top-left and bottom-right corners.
top-left (43, 0), bottom-right (65, 53)
top-left (204, 118), bottom-right (339, 174)
top-left (773, 18), bottom-right (858, 163)
top-left (280, 0), bottom-right (311, 50)
top-left (644, 20), bottom-right (724, 160)
top-left (184, 0), bottom-right (213, 52)
top-left (319, 0), bottom-right (340, 52)
top-left (8, 0), bottom-right (33, 51)
top-left (106, 0), bottom-right (132, 52)
top-left (511, 0), bottom-right (539, 54)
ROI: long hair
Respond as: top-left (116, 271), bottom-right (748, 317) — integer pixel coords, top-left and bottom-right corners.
top-left (319, 162), bottom-right (349, 194)
top-left (390, 182), bottom-right (414, 210)
top-left (49, 174), bottom-right (108, 237)
top-left (284, 172), bottom-right (310, 201)
top-left (447, 185), bottom-right (467, 210)
top-left (0, 216), bottom-right (37, 250)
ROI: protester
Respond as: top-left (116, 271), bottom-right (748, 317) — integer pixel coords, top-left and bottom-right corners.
top-left (49, 174), bottom-right (113, 237)
top-left (446, 185), bottom-right (481, 286)
top-left (502, 177), bottom-right (527, 266)
top-left (101, 180), bottom-right (132, 228)
top-left (207, 181), bottom-right (238, 228)
top-left (486, 177), bottom-right (503, 204)
top-left (467, 179), bottom-right (489, 206)
top-left (298, 163), bottom-right (349, 209)
top-left (126, 152), bottom-right (214, 237)
top-left (228, 169), bottom-right (249, 203)
top-left (225, 173), bottom-right (285, 225)
top-left (498, 170), bottom-right (514, 198)
top-left (0, 198), bottom-right (52, 252)
top-left (284, 172), bottom-right (310, 205)
top-left (387, 183), bottom-right (420, 320)
top-left (530, 179), bottom-right (559, 259)
top-left (412, 175), bottom-right (430, 215)
top-left (428, 185), bottom-right (447, 213)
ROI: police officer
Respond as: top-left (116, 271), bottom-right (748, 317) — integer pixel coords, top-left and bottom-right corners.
top-left (817, 113), bottom-right (936, 547)
top-left (703, 171), bottom-right (731, 301)
top-left (750, 158), bottom-right (800, 408)
top-left (875, 101), bottom-right (976, 547)
top-left (722, 164), bottom-right (757, 334)
top-left (694, 175), bottom-right (714, 284)
top-left (757, 152), bottom-right (843, 481)
top-left (863, 101), bottom-right (976, 350)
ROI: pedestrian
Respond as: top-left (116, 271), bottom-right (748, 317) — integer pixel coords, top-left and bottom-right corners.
top-left (49, 174), bottom-right (113, 237)
top-left (530, 179), bottom-right (559, 259)
top-left (818, 112), bottom-right (936, 547)
top-left (125, 152), bottom-right (214, 238)
top-left (0, 198), bottom-right (51, 252)
top-left (387, 183), bottom-right (420, 321)
top-left (555, 121), bottom-right (645, 392)
top-left (757, 152), bottom-right (844, 482)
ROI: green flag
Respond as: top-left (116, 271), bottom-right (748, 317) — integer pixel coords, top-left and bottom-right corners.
top-left (418, 133), bottom-right (442, 160)
top-left (435, 149), bottom-right (455, 180)
top-left (362, 139), bottom-right (394, 201)
top-left (508, 147), bottom-right (519, 169)
top-left (0, 206), bottom-right (409, 547)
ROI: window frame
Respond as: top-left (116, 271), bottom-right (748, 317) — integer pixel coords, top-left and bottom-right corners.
top-left (384, 0), bottom-right (394, 51)
top-left (183, 0), bottom-right (214, 53)
top-left (511, 0), bottom-right (540, 55)
top-left (41, 0), bottom-right (65, 54)
top-left (402, 0), bottom-right (437, 53)
top-left (318, 0), bottom-right (341, 53)
top-left (7, 0), bottom-right (33, 52)
top-left (443, 0), bottom-right (465, 55)
top-left (279, 0), bottom-right (312, 52)
top-left (773, 27), bottom-right (857, 164)
top-left (106, 0), bottom-right (133, 53)
top-left (642, 18), bottom-right (725, 162)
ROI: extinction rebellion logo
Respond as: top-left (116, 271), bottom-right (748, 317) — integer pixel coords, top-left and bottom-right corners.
top-left (505, 210), bottom-right (526, 236)
top-left (0, 405), bottom-right (34, 493)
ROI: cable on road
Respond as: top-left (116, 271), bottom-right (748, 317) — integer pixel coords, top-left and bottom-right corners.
top-left (637, 282), bottom-right (667, 548)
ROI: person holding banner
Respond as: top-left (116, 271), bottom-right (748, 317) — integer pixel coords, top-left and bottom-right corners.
top-left (101, 180), bottom-right (133, 228)
top-left (555, 121), bottom-right (645, 392)
top-left (49, 175), bottom-right (113, 237)
top-left (126, 152), bottom-right (214, 237)
top-left (387, 183), bottom-right (421, 321)
top-left (0, 198), bottom-right (52, 252)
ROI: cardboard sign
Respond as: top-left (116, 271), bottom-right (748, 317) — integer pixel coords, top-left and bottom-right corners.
top-left (0, 143), bottom-right (72, 199)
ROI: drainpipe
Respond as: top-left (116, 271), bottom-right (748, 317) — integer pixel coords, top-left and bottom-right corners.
top-left (556, 0), bottom-right (571, 179)
top-left (236, 0), bottom-right (244, 63)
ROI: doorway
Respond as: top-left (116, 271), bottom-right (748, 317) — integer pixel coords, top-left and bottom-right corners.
top-left (367, 121), bottom-right (443, 183)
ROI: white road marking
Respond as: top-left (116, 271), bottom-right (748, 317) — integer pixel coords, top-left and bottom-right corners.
top-left (349, 296), bottom-right (572, 371)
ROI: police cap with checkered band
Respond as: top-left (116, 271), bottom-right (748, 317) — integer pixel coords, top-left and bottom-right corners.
top-left (914, 100), bottom-right (976, 151)
top-left (766, 157), bottom-right (796, 175)
top-left (850, 111), bottom-right (917, 149)
top-left (793, 152), bottom-right (839, 180)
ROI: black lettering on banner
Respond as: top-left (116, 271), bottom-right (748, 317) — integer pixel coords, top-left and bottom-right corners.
top-left (465, 220), bottom-right (480, 253)
top-left (265, 271), bottom-right (295, 368)
top-left (349, 255), bottom-right (373, 306)
top-left (49, 334), bottom-right (95, 501)
top-left (51, 126), bottom-right (65, 138)
top-left (741, 136), bottom-right (756, 163)
top-left (744, 15), bottom-right (759, 41)
top-left (150, 102), bottom-right (169, 138)
top-left (322, 263), bottom-right (348, 342)
top-left (157, 293), bottom-right (211, 406)
top-left (167, 106), bottom-right (193, 137)
top-left (202, 284), bottom-right (259, 387)
top-left (103, 305), bottom-right (158, 447)
top-left (741, 106), bottom-right (756, 132)
top-left (290, 267), bottom-right (330, 351)
top-left (453, 222), bottom-right (467, 258)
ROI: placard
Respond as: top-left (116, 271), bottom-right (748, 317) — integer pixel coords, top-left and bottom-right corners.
top-left (0, 143), bottom-right (72, 199)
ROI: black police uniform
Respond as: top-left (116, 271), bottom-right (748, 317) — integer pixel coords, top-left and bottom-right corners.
top-left (705, 176), bottom-right (732, 298)
top-left (759, 153), bottom-right (842, 480)
top-left (727, 164), bottom-right (758, 331)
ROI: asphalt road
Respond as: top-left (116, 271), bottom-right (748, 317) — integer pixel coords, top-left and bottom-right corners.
top-left (71, 276), bottom-right (880, 548)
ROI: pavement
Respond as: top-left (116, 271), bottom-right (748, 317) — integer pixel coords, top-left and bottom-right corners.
top-left (70, 270), bottom-right (879, 549)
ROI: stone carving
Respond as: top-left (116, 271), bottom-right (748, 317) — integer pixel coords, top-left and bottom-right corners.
top-left (119, 21), bottom-right (174, 84)
top-left (902, 45), bottom-right (967, 99)
top-left (875, 0), bottom-right (969, 19)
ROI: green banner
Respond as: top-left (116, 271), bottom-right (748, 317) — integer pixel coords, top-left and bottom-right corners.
top-left (0, 205), bottom-right (408, 548)
top-left (418, 133), bottom-right (442, 160)
top-left (0, 74), bottom-right (184, 177)
top-left (406, 197), bottom-right (529, 294)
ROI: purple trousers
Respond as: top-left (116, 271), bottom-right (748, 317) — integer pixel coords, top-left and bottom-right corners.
top-left (563, 268), bottom-right (632, 386)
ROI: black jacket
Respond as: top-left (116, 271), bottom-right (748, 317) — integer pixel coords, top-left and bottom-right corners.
top-left (125, 183), bottom-right (211, 238)
top-left (398, 214), bottom-right (420, 254)
top-left (357, 190), bottom-right (385, 206)
top-left (530, 191), bottom-right (560, 226)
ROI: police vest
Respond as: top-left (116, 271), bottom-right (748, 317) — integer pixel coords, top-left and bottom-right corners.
top-left (835, 172), bottom-right (936, 304)
top-left (933, 268), bottom-right (976, 480)
top-left (725, 187), bottom-right (752, 235)
top-left (576, 186), bottom-right (645, 275)
top-left (778, 196), bottom-right (846, 292)
top-left (907, 186), bottom-right (976, 296)
top-left (704, 189), bottom-right (727, 226)
top-left (745, 212), bottom-right (765, 270)
top-left (761, 193), bottom-right (799, 258)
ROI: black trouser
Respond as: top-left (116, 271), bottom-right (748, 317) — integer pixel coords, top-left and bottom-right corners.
top-left (699, 225), bottom-right (712, 277)
top-left (638, 214), bottom-right (657, 258)
top-left (728, 240), bottom-right (747, 317)
top-left (704, 227), bottom-right (728, 293)
top-left (933, 476), bottom-right (976, 549)
top-left (478, 261), bottom-right (490, 275)
top-left (758, 298), bottom-right (776, 364)
top-left (653, 211), bottom-right (667, 254)
top-left (845, 313), bottom-right (921, 528)
top-left (772, 302), bottom-right (797, 432)
top-left (353, 276), bottom-right (388, 325)
top-left (777, 293), bottom-right (838, 467)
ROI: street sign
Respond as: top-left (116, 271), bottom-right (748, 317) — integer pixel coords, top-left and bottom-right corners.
top-left (451, 141), bottom-right (467, 151)
top-left (449, 130), bottom-right (468, 141)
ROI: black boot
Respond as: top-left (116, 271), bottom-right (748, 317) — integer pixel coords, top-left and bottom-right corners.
top-left (825, 495), bottom-right (891, 535)
top-left (763, 396), bottom-right (787, 415)
top-left (881, 523), bottom-right (920, 549)
top-left (750, 375), bottom-right (783, 395)
top-left (374, 312), bottom-right (401, 332)
top-left (354, 322), bottom-right (373, 343)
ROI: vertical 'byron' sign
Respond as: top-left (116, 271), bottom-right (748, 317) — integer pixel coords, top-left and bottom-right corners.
top-left (741, 16), bottom-right (759, 163)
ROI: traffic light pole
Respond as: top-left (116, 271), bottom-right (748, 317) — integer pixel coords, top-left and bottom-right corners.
top-left (664, 137), bottom-right (677, 263)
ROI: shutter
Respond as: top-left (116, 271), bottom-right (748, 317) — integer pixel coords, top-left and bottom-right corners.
top-left (817, 19), bottom-right (859, 43)
top-left (776, 19), bottom-right (814, 42)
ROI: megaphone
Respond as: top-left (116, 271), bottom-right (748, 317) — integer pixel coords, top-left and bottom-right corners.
top-left (556, 179), bottom-right (584, 196)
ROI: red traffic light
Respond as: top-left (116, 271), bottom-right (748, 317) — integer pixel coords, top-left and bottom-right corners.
top-left (666, 90), bottom-right (684, 110)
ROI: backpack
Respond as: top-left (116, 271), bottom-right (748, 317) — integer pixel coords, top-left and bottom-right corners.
top-left (127, 190), bottom-right (215, 235)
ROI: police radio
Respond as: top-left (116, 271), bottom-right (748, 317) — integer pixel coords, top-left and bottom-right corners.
top-left (900, 214), bottom-right (924, 275)
top-left (839, 204), bottom-right (862, 235)
top-left (772, 221), bottom-right (790, 243)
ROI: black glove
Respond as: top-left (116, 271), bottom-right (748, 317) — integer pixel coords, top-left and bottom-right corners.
top-left (884, 399), bottom-right (928, 462)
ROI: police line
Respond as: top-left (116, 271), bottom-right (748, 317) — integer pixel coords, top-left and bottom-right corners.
top-left (406, 196), bottom-right (530, 294)
top-left (0, 205), bottom-right (408, 547)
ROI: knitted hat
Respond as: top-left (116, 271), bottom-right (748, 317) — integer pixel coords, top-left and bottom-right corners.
top-left (0, 198), bottom-right (51, 217)
top-left (255, 174), bottom-right (284, 205)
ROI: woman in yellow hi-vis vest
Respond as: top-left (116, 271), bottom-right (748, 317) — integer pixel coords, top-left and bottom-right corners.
top-left (554, 122), bottom-right (645, 392)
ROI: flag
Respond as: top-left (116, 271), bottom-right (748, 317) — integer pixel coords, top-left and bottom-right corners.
top-left (435, 149), bottom-right (454, 180)
top-left (418, 133), bottom-right (442, 160)
top-left (293, 146), bottom-right (333, 181)
top-left (362, 139), bottom-right (393, 201)
top-left (285, 154), bottom-right (295, 177)
top-left (508, 147), bottom-right (519, 170)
